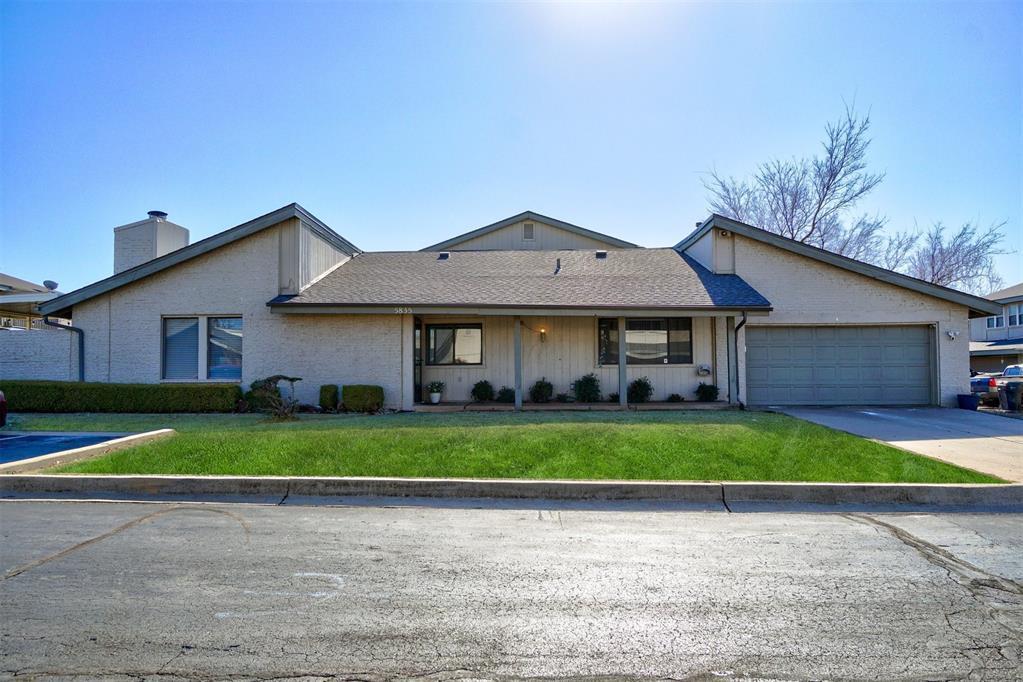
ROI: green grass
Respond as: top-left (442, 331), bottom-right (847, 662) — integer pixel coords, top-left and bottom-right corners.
top-left (4, 411), bottom-right (1001, 483)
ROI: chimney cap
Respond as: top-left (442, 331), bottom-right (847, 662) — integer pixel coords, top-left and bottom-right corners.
top-left (148, 210), bottom-right (168, 220)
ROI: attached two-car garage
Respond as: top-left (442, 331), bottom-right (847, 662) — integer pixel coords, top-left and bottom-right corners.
top-left (745, 325), bottom-right (935, 406)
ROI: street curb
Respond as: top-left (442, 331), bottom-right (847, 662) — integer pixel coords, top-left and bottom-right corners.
top-left (0, 430), bottom-right (176, 474)
top-left (0, 474), bottom-right (1020, 510)
top-left (721, 482), bottom-right (1023, 509)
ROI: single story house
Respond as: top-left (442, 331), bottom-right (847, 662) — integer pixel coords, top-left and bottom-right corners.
top-left (969, 282), bottom-right (1023, 373)
top-left (31, 204), bottom-right (999, 409)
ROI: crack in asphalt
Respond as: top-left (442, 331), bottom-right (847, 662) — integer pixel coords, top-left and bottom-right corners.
top-left (1, 506), bottom-right (251, 581)
top-left (843, 514), bottom-right (1021, 596)
top-left (845, 513), bottom-right (1023, 678)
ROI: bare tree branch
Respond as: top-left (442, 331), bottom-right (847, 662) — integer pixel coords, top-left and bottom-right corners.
top-left (702, 106), bottom-right (1008, 293)
top-left (907, 222), bottom-right (1006, 294)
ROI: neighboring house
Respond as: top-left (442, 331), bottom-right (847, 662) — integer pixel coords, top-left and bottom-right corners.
top-left (969, 282), bottom-right (1023, 373)
top-left (0, 273), bottom-right (62, 329)
top-left (0, 274), bottom-right (76, 382)
top-left (20, 204), bottom-right (998, 409)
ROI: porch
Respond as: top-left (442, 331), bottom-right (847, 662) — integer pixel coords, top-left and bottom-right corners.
top-left (411, 312), bottom-right (747, 409)
top-left (413, 400), bottom-right (733, 412)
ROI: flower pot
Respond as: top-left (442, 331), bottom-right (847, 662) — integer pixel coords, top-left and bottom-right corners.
top-left (429, 392), bottom-right (441, 404)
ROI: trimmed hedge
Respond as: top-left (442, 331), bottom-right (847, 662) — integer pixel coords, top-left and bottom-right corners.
top-left (342, 384), bottom-right (384, 413)
top-left (0, 380), bottom-right (242, 413)
top-left (319, 384), bottom-right (339, 412)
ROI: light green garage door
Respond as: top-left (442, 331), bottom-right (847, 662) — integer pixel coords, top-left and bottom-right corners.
top-left (745, 325), bottom-right (934, 406)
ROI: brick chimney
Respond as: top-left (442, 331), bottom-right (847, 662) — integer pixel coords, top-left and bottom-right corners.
top-left (113, 211), bottom-right (189, 274)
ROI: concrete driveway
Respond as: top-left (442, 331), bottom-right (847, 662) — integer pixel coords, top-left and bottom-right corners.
top-left (782, 407), bottom-right (1023, 482)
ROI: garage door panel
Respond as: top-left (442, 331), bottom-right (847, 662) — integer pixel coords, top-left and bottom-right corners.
top-left (746, 325), bottom-right (933, 406)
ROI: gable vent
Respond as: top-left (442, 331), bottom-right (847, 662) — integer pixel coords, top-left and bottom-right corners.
top-left (595, 250), bottom-right (607, 259)
top-left (523, 223), bottom-right (535, 241)
top-left (437, 252), bottom-right (450, 260)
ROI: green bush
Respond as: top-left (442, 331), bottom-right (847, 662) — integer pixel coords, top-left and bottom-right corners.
top-left (0, 380), bottom-right (241, 413)
top-left (571, 373), bottom-right (601, 403)
top-left (342, 384), bottom-right (384, 413)
top-left (495, 386), bottom-right (516, 403)
top-left (470, 380), bottom-right (495, 402)
top-left (608, 392), bottom-right (619, 403)
top-left (529, 377), bottom-right (554, 403)
top-left (319, 384), bottom-right (339, 412)
top-left (695, 382), bottom-right (720, 402)
top-left (555, 392), bottom-right (572, 403)
top-left (667, 393), bottom-right (684, 402)
top-left (627, 376), bottom-right (653, 403)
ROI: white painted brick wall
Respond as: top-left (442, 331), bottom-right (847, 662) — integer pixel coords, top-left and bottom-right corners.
top-left (732, 235), bottom-right (971, 406)
top-left (73, 224), bottom-right (406, 407)
top-left (0, 328), bottom-right (77, 381)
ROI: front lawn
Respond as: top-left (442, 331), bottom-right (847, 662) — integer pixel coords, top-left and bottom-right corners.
top-left (4, 411), bottom-right (1001, 483)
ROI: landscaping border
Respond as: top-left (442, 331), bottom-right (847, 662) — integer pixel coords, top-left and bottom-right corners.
top-left (0, 474), bottom-right (1020, 510)
top-left (0, 430), bottom-right (175, 474)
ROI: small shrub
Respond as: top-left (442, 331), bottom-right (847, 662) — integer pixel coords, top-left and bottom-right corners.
top-left (426, 381), bottom-right (445, 395)
top-left (667, 393), bottom-right (684, 402)
top-left (470, 380), bottom-right (495, 402)
top-left (571, 373), bottom-right (601, 403)
top-left (343, 384), bottom-right (385, 413)
top-left (608, 392), bottom-right (619, 403)
top-left (695, 382), bottom-right (720, 402)
top-left (627, 376), bottom-right (653, 403)
top-left (495, 386), bottom-right (516, 403)
top-left (319, 384), bottom-right (339, 412)
top-left (251, 375), bottom-right (302, 419)
top-left (555, 392), bottom-right (572, 403)
top-left (529, 377), bottom-right (554, 403)
top-left (0, 380), bottom-right (241, 413)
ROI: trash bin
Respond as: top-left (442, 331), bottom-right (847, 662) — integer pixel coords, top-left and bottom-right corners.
top-left (957, 393), bottom-right (980, 410)
top-left (1003, 382), bottom-right (1023, 412)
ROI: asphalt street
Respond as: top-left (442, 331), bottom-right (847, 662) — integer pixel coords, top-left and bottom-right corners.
top-left (1, 499), bottom-right (1021, 680)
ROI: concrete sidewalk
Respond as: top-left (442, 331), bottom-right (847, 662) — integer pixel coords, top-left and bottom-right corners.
top-left (782, 407), bottom-right (1023, 482)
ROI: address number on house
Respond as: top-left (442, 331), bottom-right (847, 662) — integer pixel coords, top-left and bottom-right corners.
top-left (394, 307), bottom-right (414, 314)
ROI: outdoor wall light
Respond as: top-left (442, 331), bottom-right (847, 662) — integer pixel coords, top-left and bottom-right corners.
top-left (539, 328), bottom-right (547, 343)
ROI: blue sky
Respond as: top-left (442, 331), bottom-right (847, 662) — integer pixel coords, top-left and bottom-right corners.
top-left (2, 1), bottom-right (1020, 292)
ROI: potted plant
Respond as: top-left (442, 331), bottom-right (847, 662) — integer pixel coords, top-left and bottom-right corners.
top-left (427, 381), bottom-right (445, 404)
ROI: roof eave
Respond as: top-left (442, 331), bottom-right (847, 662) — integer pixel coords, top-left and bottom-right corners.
top-left (39, 203), bottom-right (359, 316)
top-left (267, 300), bottom-right (774, 316)
top-left (421, 211), bottom-right (640, 251)
top-left (676, 214), bottom-right (1003, 318)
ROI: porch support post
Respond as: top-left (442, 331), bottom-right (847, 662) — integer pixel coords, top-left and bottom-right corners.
top-left (400, 314), bottom-right (415, 411)
top-left (617, 316), bottom-right (627, 408)
top-left (513, 316), bottom-right (523, 410)
top-left (725, 315), bottom-right (737, 405)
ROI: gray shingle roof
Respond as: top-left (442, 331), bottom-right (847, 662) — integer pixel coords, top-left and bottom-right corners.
top-left (273, 248), bottom-right (771, 310)
top-left (986, 282), bottom-right (1023, 302)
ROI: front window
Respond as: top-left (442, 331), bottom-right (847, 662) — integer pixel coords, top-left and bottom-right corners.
top-left (598, 318), bottom-right (693, 365)
top-left (427, 324), bottom-right (483, 365)
top-left (207, 317), bottom-right (243, 380)
top-left (1009, 305), bottom-right (1019, 327)
top-left (987, 316), bottom-right (1005, 329)
top-left (163, 318), bottom-right (199, 380)
top-left (162, 315), bottom-right (243, 380)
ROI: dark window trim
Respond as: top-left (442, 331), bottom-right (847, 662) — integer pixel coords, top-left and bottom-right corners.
top-left (597, 317), bottom-right (694, 366)
top-left (426, 323), bottom-right (484, 366)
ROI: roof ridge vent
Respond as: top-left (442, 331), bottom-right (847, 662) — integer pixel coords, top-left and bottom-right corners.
top-left (437, 251), bottom-right (450, 260)
top-left (595, 250), bottom-right (608, 259)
